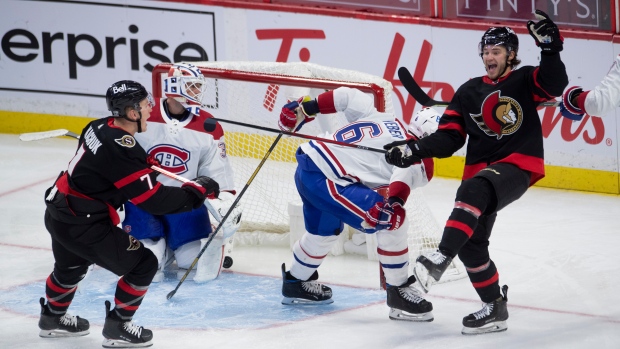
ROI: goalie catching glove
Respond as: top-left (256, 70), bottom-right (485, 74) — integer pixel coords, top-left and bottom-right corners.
top-left (527, 9), bottom-right (563, 53)
top-left (364, 197), bottom-right (406, 231)
top-left (208, 191), bottom-right (242, 239)
top-left (278, 96), bottom-right (319, 132)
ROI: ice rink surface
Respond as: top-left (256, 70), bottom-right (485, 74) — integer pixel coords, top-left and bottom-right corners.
top-left (1, 133), bottom-right (619, 349)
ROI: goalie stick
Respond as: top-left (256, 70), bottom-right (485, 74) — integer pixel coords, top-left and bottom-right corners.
top-left (397, 66), bottom-right (561, 108)
top-left (19, 129), bottom-right (80, 141)
top-left (211, 117), bottom-right (386, 154)
top-left (166, 118), bottom-right (283, 300)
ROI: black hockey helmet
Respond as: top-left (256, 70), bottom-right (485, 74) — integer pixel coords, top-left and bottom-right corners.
top-left (478, 27), bottom-right (519, 57)
top-left (105, 80), bottom-right (149, 117)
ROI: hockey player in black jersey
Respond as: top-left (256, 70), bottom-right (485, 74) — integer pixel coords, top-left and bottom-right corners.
top-left (38, 80), bottom-right (220, 348)
top-left (384, 10), bottom-right (568, 335)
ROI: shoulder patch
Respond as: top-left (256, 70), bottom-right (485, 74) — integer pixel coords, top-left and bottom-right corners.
top-left (115, 135), bottom-right (136, 148)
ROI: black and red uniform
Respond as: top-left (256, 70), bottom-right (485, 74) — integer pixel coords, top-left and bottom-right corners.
top-left (43, 117), bottom-right (206, 320)
top-left (414, 52), bottom-right (568, 302)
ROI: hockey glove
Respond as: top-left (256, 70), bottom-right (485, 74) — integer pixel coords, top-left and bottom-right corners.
top-left (560, 86), bottom-right (585, 121)
top-left (278, 96), bottom-right (316, 132)
top-left (364, 197), bottom-right (406, 231)
top-left (183, 176), bottom-right (220, 201)
top-left (208, 191), bottom-right (242, 239)
top-left (383, 139), bottom-right (422, 168)
top-left (527, 9), bottom-right (563, 53)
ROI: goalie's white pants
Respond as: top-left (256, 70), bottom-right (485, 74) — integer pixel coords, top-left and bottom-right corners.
top-left (290, 233), bottom-right (339, 281)
top-left (376, 218), bottom-right (410, 287)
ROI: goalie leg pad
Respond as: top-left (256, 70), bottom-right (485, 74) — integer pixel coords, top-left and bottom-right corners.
top-left (195, 234), bottom-right (225, 283)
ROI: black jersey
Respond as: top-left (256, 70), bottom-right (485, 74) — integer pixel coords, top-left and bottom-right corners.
top-left (417, 52), bottom-right (568, 185)
top-left (46, 117), bottom-right (204, 225)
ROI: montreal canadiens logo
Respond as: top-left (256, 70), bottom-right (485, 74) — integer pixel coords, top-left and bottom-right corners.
top-left (470, 91), bottom-right (523, 140)
top-left (148, 144), bottom-right (191, 174)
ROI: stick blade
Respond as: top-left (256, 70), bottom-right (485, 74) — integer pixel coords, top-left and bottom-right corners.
top-left (166, 290), bottom-right (176, 300)
top-left (19, 129), bottom-right (71, 142)
top-left (397, 67), bottom-right (448, 107)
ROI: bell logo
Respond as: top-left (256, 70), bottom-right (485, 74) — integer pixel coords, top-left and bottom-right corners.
top-left (112, 84), bottom-right (127, 94)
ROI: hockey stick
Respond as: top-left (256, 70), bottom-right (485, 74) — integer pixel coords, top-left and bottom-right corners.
top-left (211, 117), bottom-right (386, 154)
top-left (166, 118), bottom-right (283, 300)
top-left (397, 66), bottom-right (560, 108)
top-left (19, 129), bottom-right (80, 141)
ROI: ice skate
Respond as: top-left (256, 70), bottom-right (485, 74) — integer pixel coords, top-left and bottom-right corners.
top-left (102, 300), bottom-right (153, 348)
top-left (413, 250), bottom-right (453, 293)
top-left (281, 263), bottom-right (333, 305)
top-left (386, 276), bottom-right (433, 322)
top-left (462, 285), bottom-right (509, 335)
top-left (38, 297), bottom-right (90, 338)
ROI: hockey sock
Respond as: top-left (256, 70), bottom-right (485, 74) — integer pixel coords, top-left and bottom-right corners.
top-left (44, 272), bottom-right (80, 315)
top-left (438, 177), bottom-right (493, 257)
top-left (112, 276), bottom-right (149, 320)
top-left (465, 259), bottom-right (500, 303)
top-left (376, 222), bottom-right (410, 287)
top-left (290, 233), bottom-right (338, 281)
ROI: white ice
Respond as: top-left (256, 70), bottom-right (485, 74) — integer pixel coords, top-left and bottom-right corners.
top-left (0, 134), bottom-right (619, 349)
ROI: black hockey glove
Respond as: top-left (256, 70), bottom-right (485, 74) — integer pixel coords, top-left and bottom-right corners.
top-left (383, 139), bottom-right (422, 168)
top-left (527, 9), bottom-right (563, 53)
top-left (182, 176), bottom-right (220, 201)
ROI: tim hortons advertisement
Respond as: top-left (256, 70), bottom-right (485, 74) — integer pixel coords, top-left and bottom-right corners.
top-left (1, 0), bottom-right (618, 172)
top-left (0, 0), bottom-right (217, 117)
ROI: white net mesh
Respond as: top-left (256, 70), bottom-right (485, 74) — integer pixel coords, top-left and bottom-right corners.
top-left (153, 61), bottom-right (464, 279)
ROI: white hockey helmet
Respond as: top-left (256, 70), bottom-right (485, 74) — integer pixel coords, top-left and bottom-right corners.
top-left (163, 63), bottom-right (207, 115)
top-left (408, 107), bottom-right (441, 139)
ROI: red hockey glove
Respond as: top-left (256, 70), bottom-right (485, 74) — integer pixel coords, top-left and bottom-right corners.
top-left (527, 9), bottom-right (563, 53)
top-left (364, 197), bottom-right (406, 231)
top-left (278, 96), bottom-right (316, 132)
top-left (560, 86), bottom-right (585, 121)
top-left (182, 176), bottom-right (220, 200)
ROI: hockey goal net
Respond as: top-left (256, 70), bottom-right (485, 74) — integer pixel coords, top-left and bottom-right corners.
top-left (152, 61), bottom-right (464, 281)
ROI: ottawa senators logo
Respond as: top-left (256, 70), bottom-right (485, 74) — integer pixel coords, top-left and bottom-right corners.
top-left (115, 135), bottom-right (136, 148)
top-left (470, 91), bottom-right (523, 140)
top-left (127, 235), bottom-right (141, 251)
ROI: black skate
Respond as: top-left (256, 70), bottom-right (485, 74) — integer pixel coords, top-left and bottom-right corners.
top-left (387, 276), bottom-right (433, 322)
top-left (102, 300), bottom-right (153, 348)
top-left (38, 297), bottom-right (90, 338)
top-left (413, 251), bottom-right (453, 293)
top-left (462, 285), bottom-right (509, 335)
top-left (281, 263), bottom-right (333, 305)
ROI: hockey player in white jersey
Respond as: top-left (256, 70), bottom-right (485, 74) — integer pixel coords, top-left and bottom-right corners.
top-left (560, 54), bottom-right (620, 120)
top-left (278, 86), bottom-right (440, 322)
top-left (122, 63), bottom-right (242, 283)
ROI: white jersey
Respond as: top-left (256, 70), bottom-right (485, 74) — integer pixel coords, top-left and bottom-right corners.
top-left (299, 87), bottom-right (432, 198)
top-left (583, 54), bottom-right (620, 117)
top-left (136, 98), bottom-right (235, 191)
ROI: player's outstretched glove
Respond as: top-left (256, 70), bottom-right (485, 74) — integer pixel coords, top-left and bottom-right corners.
top-left (527, 9), bottom-right (563, 53)
top-left (208, 191), bottom-right (242, 239)
top-left (383, 139), bottom-right (422, 168)
top-left (560, 86), bottom-right (585, 121)
top-left (278, 96), bottom-right (316, 132)
top-left (364, 197), bottom-right (406, 231)
top-left (183, 176), bottom-right (220, 201)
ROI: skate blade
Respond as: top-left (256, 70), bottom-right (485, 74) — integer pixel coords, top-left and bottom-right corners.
top-left (461, 321), bottom-right (507, 335)
top-left (389, 308), bottom-right (434, 322)
top-left (281, 297), bottom-right (334, 305)
top-left (102, 338), bottom-right (153, 348)
top-left (412, 263), bottom-right (434, 293)
top-left (39, 329), bottom-right (90, 338)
